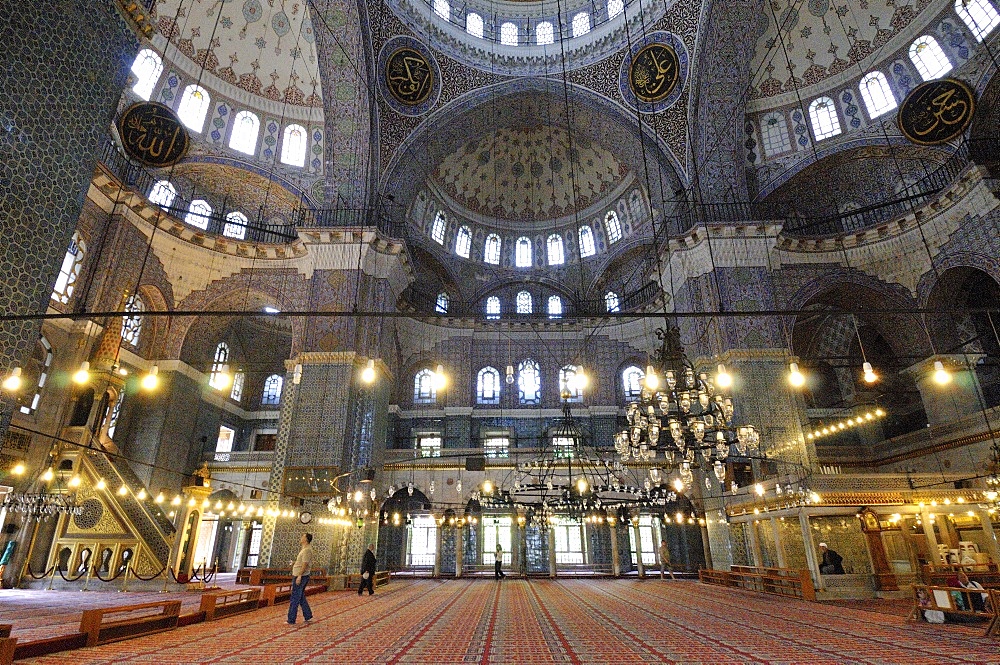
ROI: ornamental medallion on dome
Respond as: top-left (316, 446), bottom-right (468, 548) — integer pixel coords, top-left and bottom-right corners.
top-left (378, 36), bottom-right (441, 117)
top-left (897, 78), bottom-right (975, 146)
top-left (118, 102), bottom-right (190, 167)
top-left (619, 31), bottom-right (688, 114)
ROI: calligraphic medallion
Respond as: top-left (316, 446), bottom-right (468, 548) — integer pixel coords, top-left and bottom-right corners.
top-left (378, 36), bottom-right (442, 117)
top-left (619, 32), bottom-right (689, 114)
top-left (898, 78), bottom-right (975, 146)
top-left (629, 43), bottom-right (680, 104)
top-left (118, 102), bottom-right (189, 167)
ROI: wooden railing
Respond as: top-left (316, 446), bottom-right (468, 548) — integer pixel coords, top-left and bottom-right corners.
top-left (699, 565), bottom-right (816, 601)
top-left (260, 578), bottom-right (329, 606)
top-left (236, 567), bottom-right (328, 586)
top-left (909, 584), bottom-right (998, 637)
top-left (921, 563), bottom-right (1000, 589)
top-left (199, 588), bottom-right (262, 621)
top-left (346, 570), bottom-right (390, 590)
top-left (0, 625), bottom-right (13, 665)
top-left (79, 600), bottom-right (182, 647)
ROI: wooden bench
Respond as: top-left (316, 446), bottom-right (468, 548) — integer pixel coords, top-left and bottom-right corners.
top-left (0, 636), bottom-right (15, 665)
top-left (921, 564), bottom-right (1000, 589)
top-left (908, 584), bottom-right (998, 637)
top-left (237, 568), bottom-right (327, 586)
top-left (199, 588), bottom-right (262, 621)
top-left (346, 570), bottom-right (390, 590)
top-left (79, 600), bottom-right (182, 647)
top-left (700, 566), bottom-right (816, 601)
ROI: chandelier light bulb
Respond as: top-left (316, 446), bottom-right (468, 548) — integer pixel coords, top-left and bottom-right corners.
top-left (68, 474), bottom-right (81, 488)
top-left (715, 364), bottom-right (732, 389)
top-left (644, 365), bottom-right (659, 391)
top-left (354, 489), bottom-right (363, 503)
top-left (137, 488), bottom-right (148, 500)
top-left (73, 361), bottom-right (91, 385)
top-left (215, 370), bottom-right (232, 391)
top-left (11, 462), bottom-right (26, 475)
top-left (788, 362), bottom-right (805, 388)
top-left (577, 477), bottom-right (589, 494)
top-left (1, 367), bottom-right (22, 392)
top-left (141, 365), bottom-right (159, 391)
top-left (933, 360), bottom-right (951, 385)
top-left (41, 468), bottom-right (54, 482)
top-left (862, 362), bottom-right (878, 384)
top-left (505, 365), bottom-right (515, 385)
top-left (155, 492), bottom-right (165, 503)
top-left (573, 370), bottom-right (589, 391)
top-left (96, 478), bottom-right (107, 490)
top-left (361, 358), bottom-right (376, 384)
top-left (482, 479), bottom-right (494, 494)
top-left (117, 485), bottom-right (129, 496)
top-left (672, 477), bottom-right (684, 493)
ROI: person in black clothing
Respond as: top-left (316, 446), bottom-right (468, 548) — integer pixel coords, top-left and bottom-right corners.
top-left (818, 542), bottom-right (845, 574)
top-left (494, 544), bottom-right (506, 579)
top-left (358, 543), bottom-right (376, 596)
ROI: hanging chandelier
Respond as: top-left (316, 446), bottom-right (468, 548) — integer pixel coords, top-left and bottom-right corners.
top-left (614, 325), bottom-right (760, 493)
top-left (1, 492), bottom-right (83, 519)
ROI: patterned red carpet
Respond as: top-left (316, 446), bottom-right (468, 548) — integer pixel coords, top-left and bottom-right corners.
top-left (10, 579), bottom-right (1000, 664)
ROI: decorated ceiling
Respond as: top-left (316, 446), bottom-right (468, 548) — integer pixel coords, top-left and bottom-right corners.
top-left (750, 0), bottom-right (941, 100)
top-left (155, 0), bottom-right (322, 106)
top-left (431, 127), bottom-right (629, 221)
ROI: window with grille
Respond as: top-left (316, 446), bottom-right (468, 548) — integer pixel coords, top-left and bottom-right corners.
top-left (149, 180), bottom-right (176, 210)
top-left (516, 237), bottom-right (532, 267)
top-left (230, 371), bottom-right (245, 402)
top-left (435, 292), bottom-right (449, 313)
top-left (280, 124), bottom-right (307, 167)
top-left (622, 365), bottom-right (644, 400)
top-left (516, 290), bottom-right (533, 314)
top-left (261, 374), bottom-right (283, 405)
top-left (548, 295), bottom-right (563, 319)
top-left (808, 97), bottom-right (842, 141)
top-left (605, 211), bottom-right (622, 243)
top-left (484, 436), bottom-right (509, 458)
top-left (223, 211), bottom-right (248, 239)
top-left (571, 12), bottom-right (590, 37)
top-left (536, 21), bottom-right (555, 45)
top-left (578, 225), bottom-right (596, 257)
top-left (484, 234), bottom-right (501, 264)
top-left (185, 199), bottom-right (212, 230)
top-left (418, 434), bottom-right (442, 457)
top-left (547, 234), bottom-right (565, 265)
top-left (433, 0), bottom-right (449, 20)
top-left (518, 359), bottom-right (541, 404)
top-left (431, 212), bottom-right (447, 244)
top-left (759, 112), bottom-right (792, 156)
top-left (51, 233), bottom-right (85, 304)
top-left (209, 343), bottom-right (230, 389)
top-left (414, 369), bottom-right (436, 403)
top-left (500, 22), bottom-right (518, 46)
top-left (455, 226), bottom-right (471, 258)
top-left (229, 111), bottom-right (260, 155)
top-left (605, 291), bottom-right (620, 312)
top-left (956, 0), bottom-right (1000, 40)
top-left (909, 36), bottom-right (952, 81)
top-left (121, 295), bottom-right (144, 346)
top-left (477, 366), bottom-right (501, 404)
top-left (608, 0), bottom-right (625, 18)
top-left (177, 85), bottom-right (210, 132)
top-left (130, 49), bottom-right (163, 100)
top-left (467, 12), bottom-right (484, 37)
top-left (859, 72), bottom-right (897, 119)
top-left (486, 296), bottom-right (501, 320)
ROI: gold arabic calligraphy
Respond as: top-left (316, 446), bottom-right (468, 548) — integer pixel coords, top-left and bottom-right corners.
top-left (119, 103), bottom-right (189, 167)
top-left (386, 48), bottom-right (433, 106)
top-left (899, 79), bottom-right (974, 145)
top-left (630, 43), bottom-right (680, 104)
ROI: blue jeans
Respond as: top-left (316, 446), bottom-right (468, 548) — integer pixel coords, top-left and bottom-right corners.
top-left (288, 574), bottom-right (312, 623)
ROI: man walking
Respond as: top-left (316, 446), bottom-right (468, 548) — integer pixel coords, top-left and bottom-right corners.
top-left (359, 543), bottom-right (377, 596)
top-left (287, 533), bottom-right (314, 625)
top-left (658, 539), bottom-right (676, 580)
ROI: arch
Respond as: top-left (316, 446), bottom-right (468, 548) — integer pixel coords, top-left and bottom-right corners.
top-left (500, 22), bottom-right (518, 46)
top-left (759, 111), bottom-right (791, 157)
top-left (130, 49), bottom-right (163, 100)
top-left (477, 366), bottom-right (501, 404)
top-left (185, 199), bottom-right (212, 230)
top-left (909, 35), bottom-right (952, 81)
top-left (485, 296), bottom-right (501, 319)
top-left (548, 295), bottom-right (563, 319)
top-left (571, 12), bottom-right (590, 37)
top-left (604, 211), bottom-right (623, 243)
top-left (484, 233), bottom-right (501, 264)
top-left (466, 12), bottom-right (484, 38)
top-left (229, 111), bottom-right (260, 155)
top-left (280, 124), bottom-right (307, 167)
top-left (578, 225), bottom-right (596, 257)
top-left (121, 294), bottom-right (144, 346)
top-left (516, 290), bottom-right (533, 314)
top-left (536, 21), bottom-right (555, 45)
top-left (414, 368), bottom-right (436, 403)
top-left (515, 237), bottom-right (532, 267)
top-left (455, 225), bottom-right (472, 258)
top-left (622, 365), bottom-right (644, 401)
top-left (859, 71), bottom-right (897, 119)
top-left (808, 97), bottom-right (841, 141)
top-left (517, 359), bottom-right (541, 404)
top-left (223, 211), bottom-right (248, 240)
top-left (51, 232), bottom-right (86, 305)
top-left (261, 374), bottom-right (283, 405)
top-left (956, 0), bottom-right (1000, 40)
top-left (547, 234), bottom-right (565, 266)
top-left (435, 292), bottom-right (449, 313)
top-left (149, 180), bottom-right (176, 210)
top-left (177, 84), bottom-right (210, 132)
top-left (431, 212), bottom-right (447, 245)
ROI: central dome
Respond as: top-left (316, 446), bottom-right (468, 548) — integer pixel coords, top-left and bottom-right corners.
top-left (432, 127), bottom-right (629, 221)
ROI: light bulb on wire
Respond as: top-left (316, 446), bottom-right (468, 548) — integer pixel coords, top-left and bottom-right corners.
top-left (141, 365), bottom-right (159, 391)
top-left (644, 365), bottom-right (659, 391)
top-left (862, 362), bottom-right (878, 384)
top-left (715, 364), bottom-right (732, 389)
top-left (933, 360), bottom-right (951, 385)
top-left (1, 367), bottom-right (22, 392)
top-left (433, 364), bottom-right (447, 390)
top-left (361, 358), bottom-right (376, 384)
top-left (505, 365), bottom-right (515, 385)
top-left (73, 361), bottom-right (91, 385)
top-left (788, 362), bottom-right (805, 388)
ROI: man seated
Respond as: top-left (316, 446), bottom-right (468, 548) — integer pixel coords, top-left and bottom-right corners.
top-left (956, 571), bottom-right (990, 613)
top-left (818, 542), bottom-right (844, 574)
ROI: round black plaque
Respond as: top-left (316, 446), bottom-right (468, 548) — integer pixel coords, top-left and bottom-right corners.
top-left (898, 78), bottom-right (975, 146)
top-left (385, 47), bottom-right (435, 107)
top-left (118, 102), bottom-right (190, 167)
top-left (629, 42), bottom-right (681, 104)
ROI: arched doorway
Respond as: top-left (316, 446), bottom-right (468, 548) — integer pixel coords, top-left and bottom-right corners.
top-left (376, 488), bottom-right (432, 573)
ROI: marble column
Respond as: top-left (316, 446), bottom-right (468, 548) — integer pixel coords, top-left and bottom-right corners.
top-left (976, 510), bottom-right (1000, 563)
top-left (771, 518), bottom-right (786, 568)
top-left (433, 524), bottom-right (443, 578)
top-left (610, 524), bottom-right (621, 577)
top-left (547, 528), bottom-right (557, 578)
top-left (799, 511), bottom-right (821, 587)
top-left (920, 508), bottom-right (941, 565)
top-left (455, 527), bottom-right (463, 578)
top-left (633, 523), bottom-right (646, 578)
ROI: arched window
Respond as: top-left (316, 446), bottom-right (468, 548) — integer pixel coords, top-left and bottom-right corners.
top-left (51, 232), bottom-right (85, 304)
top-left (605, 211), bottom-right (623, 243)
top-left (909, 35), bottom-right (952, 81)
top-left (578, 226), bottom-right (596, 257)
top-left (229, 110), bottom-right (260, 155)
top-left (433, 0), bottom-right (450, 20)
top-left (414, 368), bottom-right (436, 403)
top-left (547, 234), bottom-right (565, 266)
top-left (518, 360), bottom-right (541, 404)
top-left (107, 390), bottom-right (125, 439)
top-left (516, 237), bottom-right (532, 267)
top-left (622, 365), bottom-right (644, 400)
top-left (280, 124), bottom-right (307, 167)
top-left (605, 291), bottom-right (620, 313)
top-left (185, 199), bottom-right (212, 230)
top-left (477, 366), bottom-right (501, 404)
top-left (956, 0), bottom-right (1000, 40)
top-left (548, 295), bottom-right (563, 319)
top-left (431, 212), bottom-right (446, 244)
top-left (486, 296), bottom-right (501, 319)
top-left (18, 336), bottom-right (52, 415)
top-left (121, 295), bottom-right (144, 346)
top-left (560, 365), bottom-right (583, 401)
top-left (436, 292), bottom-right (449, 313)
top-left (149, 180), bottom-right (176, 210)
top-left (467, 12), bottom-right (484, 37)
top-left (209, 342), bottom-right (230, 390)
top-left (536, 21), bottom-right (555, 45)
top-left (223, 211), bottom-right (248, 239)
top-left (572, 12), bottom-right (590, 37)
top-left (759, 112), bottom-right (791, 156)
top-left (261, 374), bottom-right (283, 406)
top-left (608, 0), bottom-right (625, 18)
top-left (177, 84), bottom-right (210, 132)
top-left (455, 225), bottom-right (472, 258)
top-left (500, 22), bottom-right (518, 46)
top-left (130, 49), bottom-right (163, 100)
top-left (484, 234), bottom-right (502, 264)
top-left (516, 290), bottom-right (533, 314)
top-left (230, 371), bottom-right (245, 402)
top-left (859, 72), bottom-right (897, 119)
top-left (808, 97), bottom-right (841, 140)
